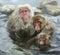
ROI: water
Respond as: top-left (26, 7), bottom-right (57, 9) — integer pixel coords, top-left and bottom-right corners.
top-left (0, 0), bottom-right (60, 55)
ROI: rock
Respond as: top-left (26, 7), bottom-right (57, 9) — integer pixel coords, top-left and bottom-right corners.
top-left (0, 5), bottom-right (15, 14)
top-left (37, 0), bottom-right (57, 9)
top-left (45, 5), bottom-right (60, 16)
top-left (37, 0), bottom-right (60, 16)
top-left (33, 7), bottom-right (42, 15)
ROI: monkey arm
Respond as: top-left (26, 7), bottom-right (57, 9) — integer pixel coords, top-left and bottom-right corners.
top-left (26, 36), bottom-right (38, 47)
top-left (27, 37), bottom-right (37, 43)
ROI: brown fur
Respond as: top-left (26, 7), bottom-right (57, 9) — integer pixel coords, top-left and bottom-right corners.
top-left (29, 14), bottom-right (55, 51)
top-left (31, 14), bottom-right (54, 34)
top-left (7, 9), bottom-right (54, 50)
top-left (36, 33), bottom-right (51, 51)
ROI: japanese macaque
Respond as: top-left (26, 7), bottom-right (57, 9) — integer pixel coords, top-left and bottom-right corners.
top-left (32, 14), bottom-right (54, 51)
top-left (32, 14), bottom-right (54, 34)
top-left (36, 33), bottom-right (51, 51)
top-left (7, 4), bottom-right (35, 47)
top-left (26, 33), bottom-right (52, 51)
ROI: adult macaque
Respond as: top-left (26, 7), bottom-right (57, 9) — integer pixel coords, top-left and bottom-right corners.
top-left (7, 4), bottom-right (35, 48)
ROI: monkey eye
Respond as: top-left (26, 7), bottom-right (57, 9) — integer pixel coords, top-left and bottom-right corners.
top-left (20, 10), bottom-right (28, 13)
top-left (25, 10), bottom-right (28, 12)
top-left (33, 21), bottom-right (42, 24)
top-left (19, 10), bottom-right (24, 13)
top-left (21, 11), bottom-right (24, 13)
top-left (34, 21), bottom-right (39, 23)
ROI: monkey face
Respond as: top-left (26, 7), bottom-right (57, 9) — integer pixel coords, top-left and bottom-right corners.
top-left (38, 35), bottom-right (51, 45)
top-left (19, 7), bottom-right (30, 20)
top-left (38, 35), bottom-right (46, 45)
top-left (32, 15), bottom-right (47, 32)
top-left (33, 19), bottom-right (42, 31)
top-left (36, 34), bottom-right (51, 51)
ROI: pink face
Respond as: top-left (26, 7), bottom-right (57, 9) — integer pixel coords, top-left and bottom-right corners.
top-left (19, 8), bottom-right (30, 20)
top-left (33, 20), bottom-right (41, 31)
top-left (38, 36), bottom-right (46, 45)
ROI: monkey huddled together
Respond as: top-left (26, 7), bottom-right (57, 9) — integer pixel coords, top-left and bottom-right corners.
top-left (26, 14), bottom-right (54, 51)
top-left (7, 5), bottom-right (54, 51)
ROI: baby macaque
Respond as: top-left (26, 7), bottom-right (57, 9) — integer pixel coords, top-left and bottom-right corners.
top-left (36, 33), bottom-right (51, 51)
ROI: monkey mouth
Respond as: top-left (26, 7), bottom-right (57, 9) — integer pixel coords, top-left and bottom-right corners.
top-left (39, 37), bottom-right (46, 45)
top-left (39, 41), bottom-right (44, 45)
top-left (35, 27), bottom-right (41, 31)
top-left (22, 15), bottom-right (29, 19)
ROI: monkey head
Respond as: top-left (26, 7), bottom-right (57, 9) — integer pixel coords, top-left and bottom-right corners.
top-left (17, 4), bottom-right (34, 21)
top-left (32, 14), bottom-right (47, 32)
top-left (7, 4), bottom-right (33, 31)
top-left (36, 33), bottom-right (51, 51)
